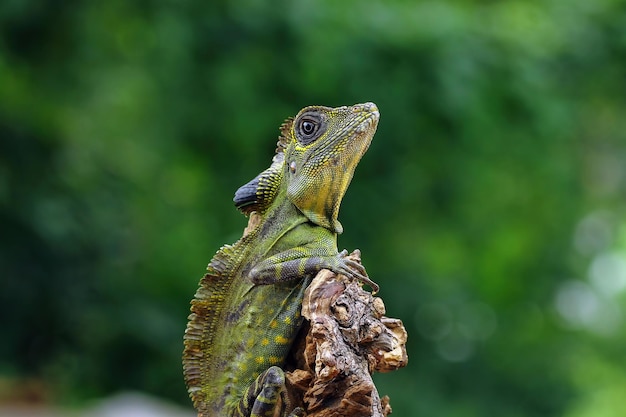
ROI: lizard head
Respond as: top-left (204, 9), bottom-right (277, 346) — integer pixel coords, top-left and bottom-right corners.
top-left (283, 102), bottom-right (379, 234)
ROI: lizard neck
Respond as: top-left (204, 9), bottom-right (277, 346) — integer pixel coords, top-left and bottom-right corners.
top-left (257, 187), bottom-right (311, 243)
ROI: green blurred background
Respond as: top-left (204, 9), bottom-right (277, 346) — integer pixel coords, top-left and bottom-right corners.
top-left (1, 0), bottom-right (626, 416)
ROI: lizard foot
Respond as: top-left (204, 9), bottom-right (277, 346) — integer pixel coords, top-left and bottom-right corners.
top-left (337, 249), bottom-right (379, 294)
top-left (240, 366), bottom-right (292, 417)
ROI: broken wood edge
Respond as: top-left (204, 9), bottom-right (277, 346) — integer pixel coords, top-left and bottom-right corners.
top-left (284, 250), bottom-right (408, 417)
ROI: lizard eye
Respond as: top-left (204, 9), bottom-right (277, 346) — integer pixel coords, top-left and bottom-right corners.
top-left (296, 112), bottom-right (326, 145)
top-left (302, 121), bottom-right (315, 135)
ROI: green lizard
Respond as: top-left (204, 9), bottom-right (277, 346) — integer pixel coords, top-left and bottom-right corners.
top-left (183, 102), bottom-right (380, 417)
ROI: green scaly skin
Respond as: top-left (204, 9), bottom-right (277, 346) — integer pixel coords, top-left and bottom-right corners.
top-left (183, 102), bottom-right (380, 417)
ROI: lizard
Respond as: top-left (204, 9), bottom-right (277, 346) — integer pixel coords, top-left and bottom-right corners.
top-left (183, 102), bottom-right (380, 417)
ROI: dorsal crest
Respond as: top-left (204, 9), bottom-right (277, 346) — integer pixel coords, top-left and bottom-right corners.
top-left (277, 117), bottom-right (293, 153)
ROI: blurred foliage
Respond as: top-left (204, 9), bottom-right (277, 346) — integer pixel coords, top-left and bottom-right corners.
top-left (1, 0), bottom-right (626, 415)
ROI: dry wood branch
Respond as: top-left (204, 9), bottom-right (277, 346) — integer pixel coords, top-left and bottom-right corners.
top-left (285, 251), bottom-right (408, 417)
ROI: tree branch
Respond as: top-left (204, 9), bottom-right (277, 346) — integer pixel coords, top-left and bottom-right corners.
top-left (285, 250), bottom-right (408, 416)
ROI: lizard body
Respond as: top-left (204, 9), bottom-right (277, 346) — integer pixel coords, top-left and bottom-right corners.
top-left (183, 102), bottom-right (380, 417)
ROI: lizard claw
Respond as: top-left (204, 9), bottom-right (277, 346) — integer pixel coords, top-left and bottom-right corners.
top-left (288, 407), bottom-right (305, 417)
top-left (337, 250), bottom-right (379, 294)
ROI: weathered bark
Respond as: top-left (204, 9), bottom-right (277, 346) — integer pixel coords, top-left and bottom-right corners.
top-left (285, 251), bottom-right (408, 417)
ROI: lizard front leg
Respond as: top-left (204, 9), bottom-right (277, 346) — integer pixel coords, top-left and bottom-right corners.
top-left (249, 248), bottom-right (379, 292)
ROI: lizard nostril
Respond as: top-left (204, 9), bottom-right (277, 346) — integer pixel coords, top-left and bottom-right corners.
top-left (364, 102), bottom-right (378, 112)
